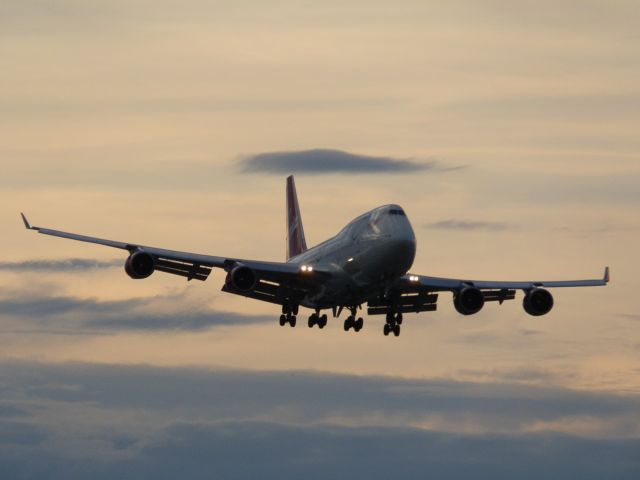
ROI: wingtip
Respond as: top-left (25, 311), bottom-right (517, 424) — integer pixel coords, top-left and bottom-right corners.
top-left (604, 266), bottom-right (610, 283)
top-left (20, 212), bottom-right (34, 230)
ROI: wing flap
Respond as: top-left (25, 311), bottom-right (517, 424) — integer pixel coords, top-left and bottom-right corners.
top-left (221, 279), bottom-right (283, 305)
top-left (154, 258), bottom-right (213, 281)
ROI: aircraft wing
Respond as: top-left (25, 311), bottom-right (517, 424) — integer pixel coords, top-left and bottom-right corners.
top-left (399, 268), bottom-right (609, 291)
top-left (20, 213), bottom-right (322, 287)
top-left (366, 267), bottom-right (610, 317)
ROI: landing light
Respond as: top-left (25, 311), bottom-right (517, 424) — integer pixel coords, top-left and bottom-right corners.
top-left (409, 275), bottom-right (419, 282)
top-left (300, 265), bottom-right (314, 273)
top-left (347, 257), bottom-right (354, 262)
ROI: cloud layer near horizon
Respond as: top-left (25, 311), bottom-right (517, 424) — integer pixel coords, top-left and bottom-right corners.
top-left (0, 362), bottom-right (639, 479)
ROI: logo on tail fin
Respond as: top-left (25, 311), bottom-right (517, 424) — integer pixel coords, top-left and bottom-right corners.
top-left (286, 175), bottom-right (307, 260)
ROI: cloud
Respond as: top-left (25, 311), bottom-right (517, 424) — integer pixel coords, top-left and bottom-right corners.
top-left (240, 149), bottom-right (457, 174)
top-left (0, 258), bottom-right (121, 272)
top-left (0, 293), bottom-right (271, 333)
top-left (3, 362), bottom-right (639, 435)
top-left (0, 421), bottom-right (48, 446)
top-left (0, 362), bottom-right (639, 479)
top-left (426, 219), bottom-right (513, 232)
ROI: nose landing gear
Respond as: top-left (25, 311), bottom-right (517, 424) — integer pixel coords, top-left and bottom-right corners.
top-left (279, 304), bottom-right (298, 327)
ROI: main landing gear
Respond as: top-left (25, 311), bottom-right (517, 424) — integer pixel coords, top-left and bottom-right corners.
top-left (383, 312), bottom-right (402, 337)
top-left (343, 307), bottom-right (364, 332)
top-left (308, 310), bottom-right (328, 329)
top-left (279, 304), bottom-right (298, 327)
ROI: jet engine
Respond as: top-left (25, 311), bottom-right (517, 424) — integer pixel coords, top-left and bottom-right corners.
top-left (125, 251), bottom-right (155, 279)
top-left (523, 288), bottom-right (554, 316)
top-left (227, 264), bottom-right (258, 291)
top-left (454, 287), bottom-right (485, 315)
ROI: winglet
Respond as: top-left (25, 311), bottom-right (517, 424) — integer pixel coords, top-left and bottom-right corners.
top-left (604, 266), bottom-right (610, 283)
top-left (20, 213), bottom-right (35, 230)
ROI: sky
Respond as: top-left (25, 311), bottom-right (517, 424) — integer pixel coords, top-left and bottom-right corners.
top-left (1, 0), bottom-right (639, 477)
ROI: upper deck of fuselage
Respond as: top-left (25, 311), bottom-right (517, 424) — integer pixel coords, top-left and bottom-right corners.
top-left (287, 204), bottom-right (415, 264)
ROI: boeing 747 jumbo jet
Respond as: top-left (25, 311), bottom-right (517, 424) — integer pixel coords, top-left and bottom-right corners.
top-left (21, 176), bottom-right (608, 337)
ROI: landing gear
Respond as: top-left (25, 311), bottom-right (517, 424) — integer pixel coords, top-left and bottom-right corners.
top-left (308, 312), bottom-right (328, 329)
top-left (383, 312), bottom-right (402, 337)
top-left (343, 308), bottom-right (364, 332)
top-left (279, 304), bottom-right (297, 327)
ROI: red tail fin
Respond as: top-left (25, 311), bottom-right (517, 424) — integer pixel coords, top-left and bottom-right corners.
top-left (286, 175), bottom-right (307, 260)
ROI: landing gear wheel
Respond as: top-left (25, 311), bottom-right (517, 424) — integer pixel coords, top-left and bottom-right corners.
top-left (344, 316), bottom-right (354, 332)
top-left (287, 315), bottom-right (296, 327)
top-left (279, 314), bottom-right (286, 326)
top-left (383, 324), bottom-right (391, 336)
top-left (319, 314), bottom-right (327, 329)
top-left (355, 317), bottom-right (364, 332)
top-left (308, 313), bottom-right (317, 328)
top-left (395, 313), bottom-right (403, 325)
top-left (393, 324), bottom-right (401, 337)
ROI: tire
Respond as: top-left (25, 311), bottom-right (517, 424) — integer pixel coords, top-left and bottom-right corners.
top-left (344, 316), bottom-right (354, 331)
top-left (393, 324), bottom-right (400, 337)
top-left (383, 324), bottom-right (391, 336)
top-left (320, 315), bottom-right (327, 328)
top-left (290, 316), bottom-right (296, 327)
top-left (396, 313), bottom-right (403, 325)
top-left (279, 314), bottom-right (286, 326)
top-left (355, 318), bottom-right (364, 331)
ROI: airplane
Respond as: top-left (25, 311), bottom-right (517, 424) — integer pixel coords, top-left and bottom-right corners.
top-left (21, 175), bottom-right (609, 337)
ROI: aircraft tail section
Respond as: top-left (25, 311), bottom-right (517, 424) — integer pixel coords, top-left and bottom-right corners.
top-left (286, 175), bottom-right (307, 260)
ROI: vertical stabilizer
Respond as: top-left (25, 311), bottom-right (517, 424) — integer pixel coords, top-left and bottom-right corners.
top-left (286, 175), bottom-right (307, 260)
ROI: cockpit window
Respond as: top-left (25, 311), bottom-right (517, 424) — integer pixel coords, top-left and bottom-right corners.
top-left (388, 209), bottom-right (405, 216)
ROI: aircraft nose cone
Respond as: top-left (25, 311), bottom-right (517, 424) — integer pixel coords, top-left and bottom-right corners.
top-left (392, 237), bottom-right (416, 270)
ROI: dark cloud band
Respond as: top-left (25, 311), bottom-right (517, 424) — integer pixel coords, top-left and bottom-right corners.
top-left (240, 148), bottom-right (445, 174)
top-left (0, 258), bottom-right (121, 272)
top-left (0, 294), bottom-right (271, 332)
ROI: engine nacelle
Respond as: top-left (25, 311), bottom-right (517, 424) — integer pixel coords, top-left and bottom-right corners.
top-left (227, 264), bottom-right (258, 291)
top-left (125, 251), bottom-right (155, 279)
top-left (454, 287), bottom-right (485, 315)
top-left (523, 288), bottom-right (554, 316)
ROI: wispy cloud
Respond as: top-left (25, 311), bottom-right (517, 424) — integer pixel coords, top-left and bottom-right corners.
top-left (426, 220), bottom-right (513, 232)
top-left (240, 149), bottom-right (458, 174)
top-left (0, 258), bottom-right (121, 272)
top-left (0, 293), bottom-right (271, 333)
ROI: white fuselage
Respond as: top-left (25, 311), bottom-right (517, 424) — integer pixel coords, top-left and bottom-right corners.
top-left (288, 204), bottom-right (416, 308)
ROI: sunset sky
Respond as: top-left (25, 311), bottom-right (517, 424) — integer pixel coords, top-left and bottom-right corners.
top-left (1, 1), bottom-right (639, 477)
